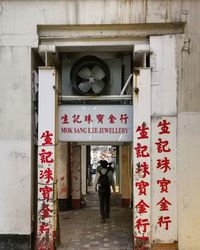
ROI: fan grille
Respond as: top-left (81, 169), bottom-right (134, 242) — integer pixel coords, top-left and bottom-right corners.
top-left (70, 56), bottom-right (110, 96)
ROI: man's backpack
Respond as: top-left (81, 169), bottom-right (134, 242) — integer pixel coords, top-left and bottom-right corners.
top-left (97, 169), bottom-right (110, 193)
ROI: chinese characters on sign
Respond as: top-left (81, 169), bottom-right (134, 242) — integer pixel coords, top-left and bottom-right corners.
top-left (61, 111), bottom-right (128, 125)
top-left (155, 119), bottom-right (172, 230)
top-left (134, 117), bottom-right (177, 243)
top-left (58, 105), bottom-right (133, 142)
top-left (133, 69), bottom-right (151, 247)
top-left (37, 68), bottom-right (57, 250)
top-left (134, 122), bottom-right (151, 242)
top-left (61, 113), bottom-right (129, 125)
top-left (38, 130), bottom-right (55, 249)
top-left (152, 117), bottom-right (177, 240)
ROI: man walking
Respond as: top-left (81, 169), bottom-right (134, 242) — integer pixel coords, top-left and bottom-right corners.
top-left (94, 160), bottom-right (115, 223)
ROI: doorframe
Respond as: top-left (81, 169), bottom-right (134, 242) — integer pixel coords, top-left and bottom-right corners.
top-left (35, 23), bottom-right (183, 249)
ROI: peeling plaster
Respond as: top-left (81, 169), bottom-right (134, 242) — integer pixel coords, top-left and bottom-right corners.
top-left (9, 150), bottom-right (28, 160)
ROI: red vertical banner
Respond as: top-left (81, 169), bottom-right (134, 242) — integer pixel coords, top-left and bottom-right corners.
top-left (133, 69), bottom-right (151, 249)
top-left (37, 68), bottom-right (57, 250)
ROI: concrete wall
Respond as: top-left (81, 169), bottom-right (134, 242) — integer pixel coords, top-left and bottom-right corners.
top-left (177, 0), bottom-right (200, 112)
top-left (176, 2), bottom-right (200, 249)
top-left (178, 113), bottom-right (200, 250)
top-left (0, 46), bottom-right (31, 235)
top-left (121, 145), bottom-right (132, 207)
top-left (0, 1), bottom-right (200, 249)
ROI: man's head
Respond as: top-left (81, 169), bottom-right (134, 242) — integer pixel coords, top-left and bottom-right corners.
top-left (100, 160), bottom-right (108, 169)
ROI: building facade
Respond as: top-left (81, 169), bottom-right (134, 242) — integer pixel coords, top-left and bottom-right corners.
top-left (0, 1), bottom-right (200, 249)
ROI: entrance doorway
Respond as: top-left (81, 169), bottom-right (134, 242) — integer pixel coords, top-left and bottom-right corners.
top-left (35, 35), bottom-right (135, 248)
top-left (57, 143), bottom-right (132, 210)
top-left (87, 145), bottom-right (119, 192)
top-left (57, 142), bottom-right (133, 250)
top-left (35, 25), bottom-right (179, 249)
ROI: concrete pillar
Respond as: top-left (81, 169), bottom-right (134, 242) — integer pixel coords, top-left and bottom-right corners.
top-left (121, 145), bottom-right (131, 208)
top-left (71, 144), bottom-right (81, 209)
top-left (57, 142), bottom-right (68, 211)
top-left (81, 145), bottom-right (87, 196)
top-left (37, 67), bottom-right (58, 249)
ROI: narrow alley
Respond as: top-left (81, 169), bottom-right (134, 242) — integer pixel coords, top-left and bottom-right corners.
top-left (57, 191), bottom-right (132, 250)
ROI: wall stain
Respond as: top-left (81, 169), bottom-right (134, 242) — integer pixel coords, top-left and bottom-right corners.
top-left (9, 151), bottom-right (28, 160)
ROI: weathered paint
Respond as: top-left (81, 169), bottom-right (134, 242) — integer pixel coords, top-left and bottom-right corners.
top-left (150, 35), bottom-right (177, 244)
top-left (57, 142), bottom-right (68, 199)
top-left (0, 0), bottom-right (184, 47)
top-left (178, 113), bottom-right (200, 250)
top-left (81, 145), bottom-right (87, 196)
top-left (0, 46), bottom-right (31, 236)
top-left (133, 69), bottom-right (151, 248)
top-left (150, 35), bottom-right (177, 116)
top-left (71, 144), bottom-right (81, 209)
top-left (37, 68), bottom-right (57, 250)
top-left (1, 1), bottom-right (200, 249)
top-left (38, 23), bottom-right (184, 49)
top-left (121, 145), bottom-right (132, 206)
top-left (178, 0), bottom-right (200, 112)
top-left (151, 116), bottom-right (177, 242)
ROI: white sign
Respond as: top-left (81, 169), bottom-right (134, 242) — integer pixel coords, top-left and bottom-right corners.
top-left (58, 105), bottom-right (133, 142)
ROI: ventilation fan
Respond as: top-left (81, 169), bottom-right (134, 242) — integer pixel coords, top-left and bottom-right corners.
top-left (70, 55), bottom-right (110, 95)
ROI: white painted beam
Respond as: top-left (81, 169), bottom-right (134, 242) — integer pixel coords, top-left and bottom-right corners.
top-left (133, 68), bottom-right (151, 248)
